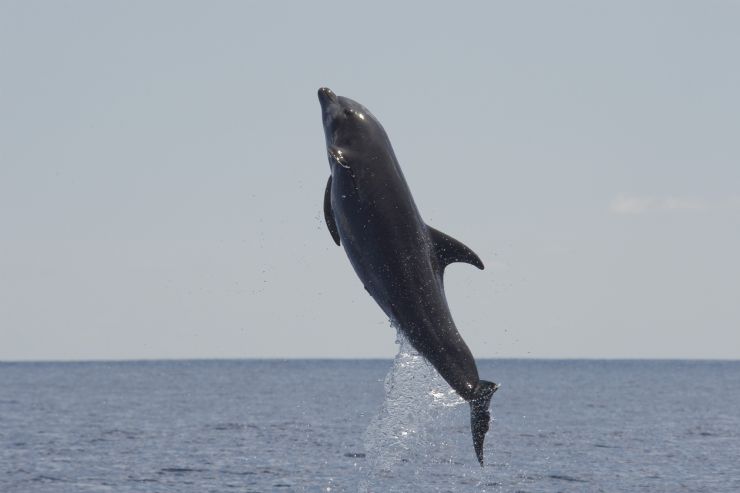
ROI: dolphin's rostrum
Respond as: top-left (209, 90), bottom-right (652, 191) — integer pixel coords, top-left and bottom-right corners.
top-left (318, 87), bottom-right (499, 466)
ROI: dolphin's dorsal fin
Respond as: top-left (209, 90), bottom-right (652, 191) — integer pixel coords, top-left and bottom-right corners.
top-left (324, 176), bottom-right (340, 246)
top-left (428, 226), bottom-right (484, 271)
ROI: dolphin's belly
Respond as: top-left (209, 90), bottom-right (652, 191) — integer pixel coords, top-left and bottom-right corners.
top-left (332, 187), bottom-right (427, 304)
top-left (333, 185), bottom-right (457, 334)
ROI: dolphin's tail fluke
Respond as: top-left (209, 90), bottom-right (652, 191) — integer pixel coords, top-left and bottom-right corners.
top-left (469, 380), bottom-right (499, 467)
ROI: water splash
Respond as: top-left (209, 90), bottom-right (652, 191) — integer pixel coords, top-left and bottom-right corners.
top-left (359, 328), bottom-right (472, 489)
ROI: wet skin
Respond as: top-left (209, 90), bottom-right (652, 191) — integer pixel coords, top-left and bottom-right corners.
top-left (318, 88), bottom-right (498, 465)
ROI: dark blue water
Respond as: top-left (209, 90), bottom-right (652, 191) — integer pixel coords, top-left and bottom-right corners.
top-left (1, 352), bottom-right (739, 492)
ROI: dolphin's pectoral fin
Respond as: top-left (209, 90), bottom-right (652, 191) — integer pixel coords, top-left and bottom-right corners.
top-left (324, 176), bottom-right (340, 246)
top-left (428, 226), bottom-right (485, 271)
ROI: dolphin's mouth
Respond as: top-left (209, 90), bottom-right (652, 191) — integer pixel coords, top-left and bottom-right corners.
top-left (318, 87), bottom-right (338, 107)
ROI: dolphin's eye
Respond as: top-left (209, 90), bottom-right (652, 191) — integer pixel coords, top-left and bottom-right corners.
top-left (344, 108), bottom-right (354, 117)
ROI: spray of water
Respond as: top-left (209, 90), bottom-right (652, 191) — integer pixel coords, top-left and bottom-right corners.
top-left (359, 327), bottom-right (472, 490)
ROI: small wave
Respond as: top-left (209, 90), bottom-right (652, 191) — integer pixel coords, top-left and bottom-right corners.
top-left (548, 473), bottom-right (588, 483)
top-left (207, 422), bottom-right (252, 431)
top-left (220, 469), bottom-right (256, 476)
top-left (158, 467), bottom-right (206, 474)
top-left (687, 426), bottom-right (719, 437)
top-left (31, 475), bottom-right (66, 483)
top-left (594, 443), bottom-right (619, 448)
top-left (128, 477), bottom-right (158, 483)
top-left (344, 452), bottom-right (366, 458)
top-left (102, 429), bottom-right (139, 439)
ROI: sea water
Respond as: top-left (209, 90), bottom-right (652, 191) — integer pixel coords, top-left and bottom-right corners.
top-left (1, 350), bottom-right (739, 492)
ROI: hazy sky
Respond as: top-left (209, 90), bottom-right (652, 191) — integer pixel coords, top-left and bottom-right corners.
top-left (1, 1), bottom-right (739, 361)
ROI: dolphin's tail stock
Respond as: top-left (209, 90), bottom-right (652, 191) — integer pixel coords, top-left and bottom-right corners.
top-left (469, 380), bottom-right (499, 466)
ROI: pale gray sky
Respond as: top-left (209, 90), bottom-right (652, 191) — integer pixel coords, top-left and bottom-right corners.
top-left (1, 1), bottom-right (739, 361)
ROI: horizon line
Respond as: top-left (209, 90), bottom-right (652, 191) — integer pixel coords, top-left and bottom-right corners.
top-left (1, 355), bottom-right (738, 364)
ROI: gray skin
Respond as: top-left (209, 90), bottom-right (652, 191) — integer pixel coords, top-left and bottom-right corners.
top-left (318, 87), bottom-right (498, 466)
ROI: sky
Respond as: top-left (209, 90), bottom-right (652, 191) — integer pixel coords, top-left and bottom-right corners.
top-left (1, 1), bottom-right (738, 361)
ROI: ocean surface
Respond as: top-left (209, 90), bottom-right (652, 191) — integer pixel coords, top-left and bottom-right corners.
top-left (2, 348), bottom-right (739, 492)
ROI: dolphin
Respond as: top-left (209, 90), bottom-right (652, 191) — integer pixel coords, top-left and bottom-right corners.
top-left (318, 87), bottom-right (499, 466)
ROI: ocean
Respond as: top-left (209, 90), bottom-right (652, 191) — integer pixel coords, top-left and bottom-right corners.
top-left (2, 346), bottom-right (739, 492)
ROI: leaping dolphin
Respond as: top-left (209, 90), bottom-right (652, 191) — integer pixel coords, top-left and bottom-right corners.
top-left (317, 87), bottom-right (499, 466)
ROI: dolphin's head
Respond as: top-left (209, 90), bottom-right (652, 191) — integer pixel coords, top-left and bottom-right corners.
top-left (318, 87), bottom-right (389, 166)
